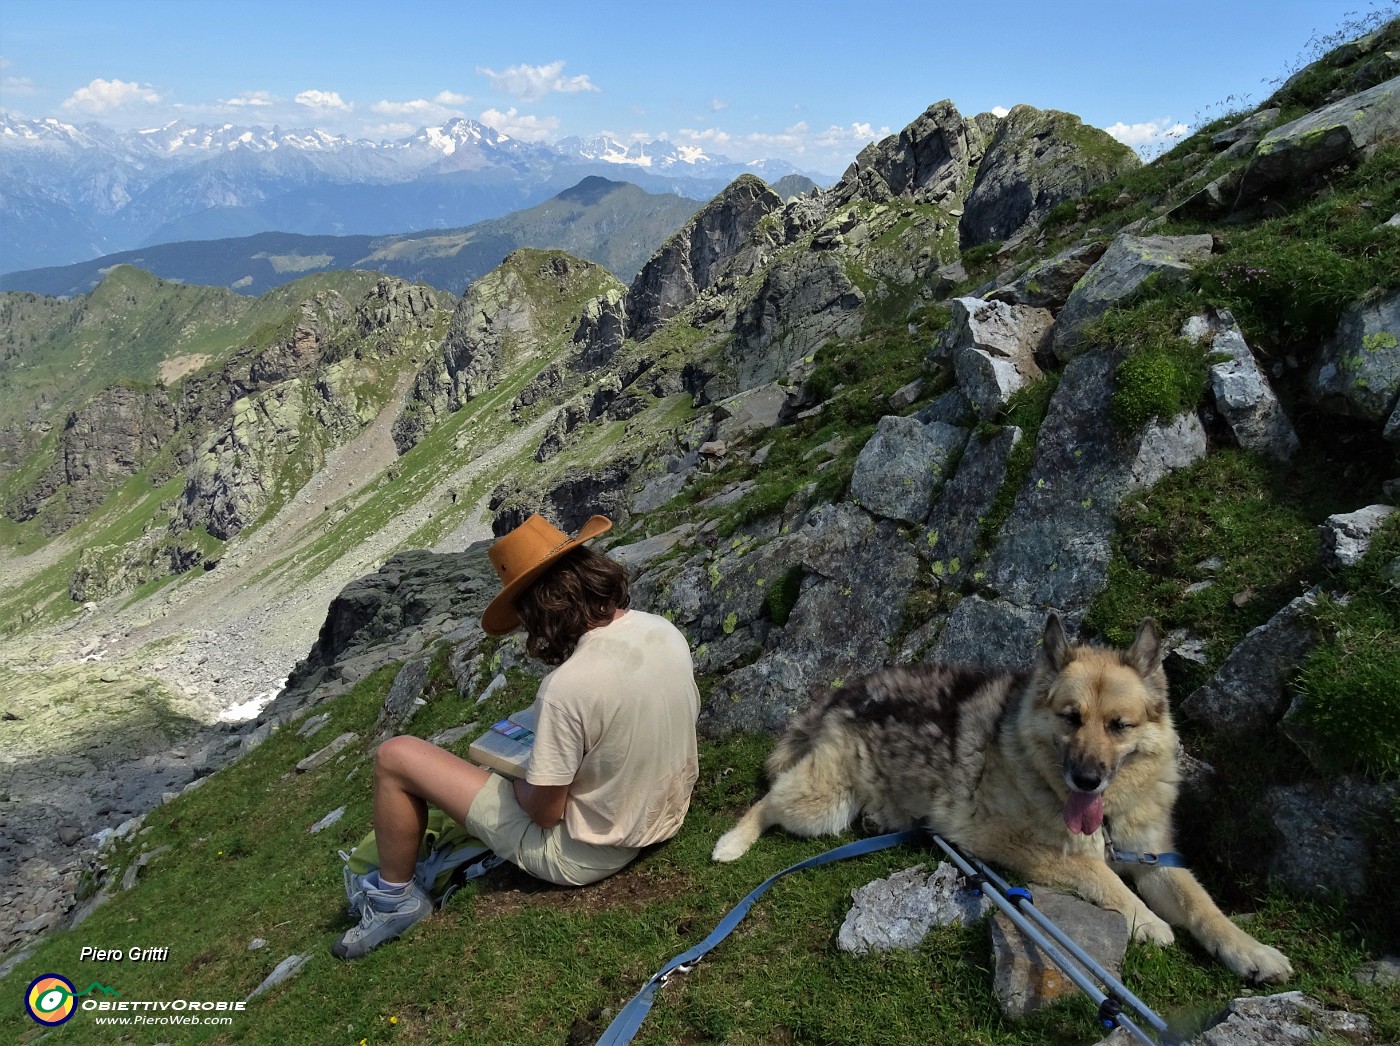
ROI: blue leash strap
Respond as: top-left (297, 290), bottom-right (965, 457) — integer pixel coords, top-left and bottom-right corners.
top-left (1108, 846), bottom-right (1188, 868)
top-left (594, 829), bottom-right (921, 1046)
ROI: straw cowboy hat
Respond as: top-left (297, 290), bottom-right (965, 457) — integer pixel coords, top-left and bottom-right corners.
top-left (481, 513), bottom-right (613, 636)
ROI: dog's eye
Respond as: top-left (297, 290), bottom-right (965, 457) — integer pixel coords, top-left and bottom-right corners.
top-left (1060, 709), bottom-right (1082, 728)
top-left (1109, 719), bottom-right (1135, 734)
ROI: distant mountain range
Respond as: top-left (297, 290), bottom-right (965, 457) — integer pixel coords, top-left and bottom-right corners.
top-left (0, 115), bottom-right (829, 273)
top-left (0, 176), bottom-right (726, 298)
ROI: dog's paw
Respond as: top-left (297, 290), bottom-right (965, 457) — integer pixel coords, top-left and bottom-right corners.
top-left (1220, 939), bottom-right (1293, 984)
top-left (1131, 915), bottom-right (1175, 947)
top-left (711, 830), bottom-right (749, 863)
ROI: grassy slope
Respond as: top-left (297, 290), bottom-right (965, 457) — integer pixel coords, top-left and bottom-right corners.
top-left (2, 659), bottom-right (1394, 1046)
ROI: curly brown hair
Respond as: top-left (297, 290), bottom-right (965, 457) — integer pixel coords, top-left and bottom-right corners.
top-left (515, 546), bottom-right (631, 665)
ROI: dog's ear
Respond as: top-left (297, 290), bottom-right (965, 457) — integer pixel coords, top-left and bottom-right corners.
top-left (1125, 618), bottom-right (1164, 677)
top-left (1041, 613), bottom-right (1072, 673)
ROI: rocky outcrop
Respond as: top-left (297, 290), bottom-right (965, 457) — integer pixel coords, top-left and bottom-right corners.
top-left (573, 287), bottom-right (628, 372)
top-left (933, 297), bottom-right (1051, 416)
top-left (982, 349), bottom-right (1207, 619)
top-left (356, 276), bottom-right (439, 340)
top-left (394, 251), bottom-right (621, 451)
top-left (695, 503), bottom-right (922, 735)
top-left (1052, 233), bottom-right (1215, 359)
top-left (829, 99), bottom-right (988, 209)
top-left (1238, 75), bottom-right (1399, 205)
top-left (488, 458), bottom-right (637, 539)
top-left (8, 384), bottom-right (176, 534)
top-left (726, 251), bottom-right (864, 391)
top-left (959, 105), bottom-right (1139, 249)
top-left (627, 175), bottom-right (784, 339)
top-left (172, 378), bottom-right (328, 541)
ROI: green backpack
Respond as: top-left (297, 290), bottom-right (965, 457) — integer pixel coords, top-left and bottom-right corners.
top-left (339, 806), bottom-right (505, 911)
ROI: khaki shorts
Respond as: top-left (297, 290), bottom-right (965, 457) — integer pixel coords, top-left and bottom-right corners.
top-left (464, 774), bottom-right (639, 886)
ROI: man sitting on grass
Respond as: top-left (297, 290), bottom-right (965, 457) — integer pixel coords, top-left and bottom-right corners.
top-left (335, 513), bottom-right (701, 959)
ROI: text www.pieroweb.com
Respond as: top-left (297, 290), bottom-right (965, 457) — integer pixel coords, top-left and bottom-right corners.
top-left (86, 999), bottom-right (244, 1027)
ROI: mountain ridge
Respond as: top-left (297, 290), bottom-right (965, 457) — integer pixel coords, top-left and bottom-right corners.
top-left (0, 114), bottom-right (828, 273)
top-left (0, 176), bottom-right (705, 299)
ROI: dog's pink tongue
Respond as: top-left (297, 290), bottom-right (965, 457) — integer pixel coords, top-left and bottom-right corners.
top-left (1064, 791), bottom-right (1104, 835)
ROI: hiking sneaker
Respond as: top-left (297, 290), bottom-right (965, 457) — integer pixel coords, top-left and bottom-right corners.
top-left (331, 879), bottom-right (432, 960)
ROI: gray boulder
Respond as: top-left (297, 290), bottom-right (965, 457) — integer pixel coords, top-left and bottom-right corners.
top-left (985, 240), bottom-right (1108, 310)
top-left (960, 105), bottom-right (1139, 249)
top-left (1307, 291), bottom-right (1400, 427)
top-left (1238, 75), bottom-right (1400, 205)
top-left (1266, 776), bottom-right (1400, 901)
top-left (849, 417), bottom-right (969, 524)
top-left (927, 596), bottom-right (1050, 670)
top-left (991, 889), bottom-right (1129, 1017)
top-left (1179, 591), bottom-right (1320, 735)
top-left (376, 658), bottom-right (429, 737)
top-left (713, 383), bottom-right (792, 443)
top-left (1319, 504), bottom-right (1397, 568)
top-left (837, 862), bottom-right (989, 953)
top-left (934, 296), bottom-right (1051, 416)
top-left (1210, 108), bottom-right (1284, 150)
top-left (1053, 233), bottom-right (1215, 360)
top-left (1177, 992), bottom-right (1372, 1046)
top-left (1184, 312), bottom-right (1299, 461)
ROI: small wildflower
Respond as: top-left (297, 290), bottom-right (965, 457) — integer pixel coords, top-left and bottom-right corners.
top-left (390, 1016), bottom-right (399, 1026)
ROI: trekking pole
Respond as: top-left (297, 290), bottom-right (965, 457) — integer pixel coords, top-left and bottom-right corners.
top-left (961, 843), bottom-right (1175, 1042)
top-left (929, 833), bottom-right (1174, 1046)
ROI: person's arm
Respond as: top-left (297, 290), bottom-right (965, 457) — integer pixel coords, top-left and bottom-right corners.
top-left (513, 778), bottom-right (570, 829)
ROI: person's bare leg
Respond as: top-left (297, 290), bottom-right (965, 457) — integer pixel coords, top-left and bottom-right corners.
top-left (372, 736), bottom-right (494, 882)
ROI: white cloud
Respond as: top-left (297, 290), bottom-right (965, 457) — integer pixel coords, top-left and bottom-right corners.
top-left (295, 89), bottom-right (351, 112)
top-left (1103, 118), bottom-right (1188, 152)
top-left (815, 121), bottom-right (891, 149)
top-left (709, 98), bottom-right (729, 112)
top-left (372, 98), bottom-right (436, 116)
top-left (477, 61), bottom-right (598, 101)
top-left (676, 126), bottom-right (733, 149)
top-left (2, 75), bottom-right (37, 96)
top-left (991, 105), bottom-right (1011, 118)
top-left (433, 90), bottom-right (468, 105)
top-left (479, 106), bottom-right (558, 141)
top-left (62, 78), bottom-right (161, 113)
top-left (222, 90), bottom-right (276, 108)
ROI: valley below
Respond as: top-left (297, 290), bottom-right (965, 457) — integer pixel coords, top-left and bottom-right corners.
top-left (0, 373), bottom-right (558, 957)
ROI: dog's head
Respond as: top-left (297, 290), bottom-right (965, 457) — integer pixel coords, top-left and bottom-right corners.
top-left (1035, 614), bottom-right (1169, 835)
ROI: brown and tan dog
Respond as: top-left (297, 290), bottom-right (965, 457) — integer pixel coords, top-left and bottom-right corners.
top-left (712, 614), bottom-right (1292, 983)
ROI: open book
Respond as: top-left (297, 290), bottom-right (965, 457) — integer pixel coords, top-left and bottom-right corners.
top-left (467, 705), bottom-right (538, 779)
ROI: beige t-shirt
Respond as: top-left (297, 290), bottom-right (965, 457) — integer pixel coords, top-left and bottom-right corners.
top-left (526, 610), bottom-right (700, 848)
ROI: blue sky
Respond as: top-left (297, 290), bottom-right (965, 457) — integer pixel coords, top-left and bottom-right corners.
top-left (0, 0), bottom-right (1392, 176)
